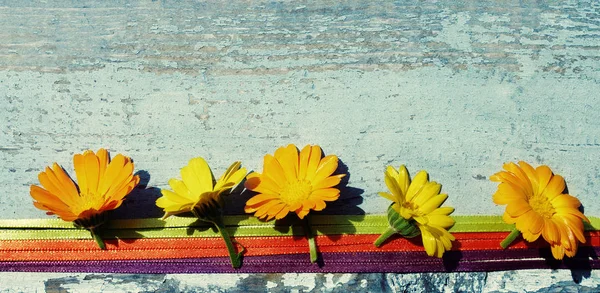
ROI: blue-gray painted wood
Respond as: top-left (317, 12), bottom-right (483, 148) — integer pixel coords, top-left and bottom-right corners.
top-left (1, 1), bottom-right (599, 292)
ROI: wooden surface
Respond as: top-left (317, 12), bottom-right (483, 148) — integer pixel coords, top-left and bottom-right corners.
top-left (1, 1), bottom-right (599, 292)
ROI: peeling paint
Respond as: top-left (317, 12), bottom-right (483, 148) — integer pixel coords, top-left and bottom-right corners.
top-left (281, 273), bottom-right (317, 292)
top-left (2, 1), bottom-right (600, 292)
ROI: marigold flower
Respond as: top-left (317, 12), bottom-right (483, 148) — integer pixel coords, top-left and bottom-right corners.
top-left (156, 157), bottom-right (247, 268)
top-left (30, 149), bottom-right (140, 248)
top-left (375, 165), bottom-right (455, 258)
top-left (491, 161), bottom-right (589, 260)
top-left (156, 158), bottom-right (247, 219)
top-left (244, 144), bottom-right (345, 221)
top-left (245, 144), bottom-right (345, 262)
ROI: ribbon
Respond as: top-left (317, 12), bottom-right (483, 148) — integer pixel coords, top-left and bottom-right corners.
top-left (2, 232), bottom-right (599, 261)
top-left (1, 248), bottom-right (599, 273)
top-left (1, 216), bottom-right (598, 240)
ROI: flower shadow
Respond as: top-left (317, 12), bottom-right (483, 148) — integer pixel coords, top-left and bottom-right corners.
top-left (312, 159), bottom-right (365, 242)
top-left (538, 244), bottom-right (597, 283)
top-left (112, 170), bottom-right (164, 219)
top-left (107, 170), bottom-right (166, 244)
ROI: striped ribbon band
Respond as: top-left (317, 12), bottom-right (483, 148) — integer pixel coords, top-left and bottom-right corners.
top-left (1, 215), bottom-right (599, 240)
top-left (1, 248), bottom-right (598, 274)
top-left (1, 232), bottom-right (599, 261)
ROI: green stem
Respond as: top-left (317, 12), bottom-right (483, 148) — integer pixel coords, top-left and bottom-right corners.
top-left (303, 217), bottom-right (318, 263)
top-left (500, 228), bottom-right (521, 249)
top-left (374, 227), bottom-right (397, 247)
top-left (214, 219), bottom-right (243, 269)
top-left (89, 228), bottom-right (106, 250)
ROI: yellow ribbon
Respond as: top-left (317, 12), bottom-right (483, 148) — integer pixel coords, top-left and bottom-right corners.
top-left (0, 215), bottom-right (598, 240)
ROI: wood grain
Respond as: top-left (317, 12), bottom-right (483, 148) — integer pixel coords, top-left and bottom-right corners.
top-left (1, 1), bottom-right (599, 292)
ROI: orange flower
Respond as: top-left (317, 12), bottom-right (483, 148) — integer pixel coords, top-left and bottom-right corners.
top-left (244, 144), bottom-right (345, 221)
top-left (491, 161), bottom-right (588, 259)
top-left (30, 149), bottom-right (140, 223)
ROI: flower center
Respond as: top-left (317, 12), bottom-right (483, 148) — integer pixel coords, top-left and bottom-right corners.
top-left (279, 180), bottom-right (312, 206)
top-left (529, 195), bottom-right (555, 219)
top-left (71, 193), bottom-right (105, 219)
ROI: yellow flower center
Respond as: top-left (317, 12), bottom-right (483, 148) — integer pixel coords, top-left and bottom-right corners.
top-left (71, 193), bottom-right (105, 218)
top-left (279, 180), bottom-right (312, 206)
top-left (400, 202), bottom-right (426, 222)
top-left (529, 195), bottom-right (555, 219)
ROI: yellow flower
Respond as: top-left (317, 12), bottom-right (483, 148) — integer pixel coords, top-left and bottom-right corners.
top-left (156, 157), bottom-right (247, 268)
top-left (491, 161), bottom-right (589, 260)
top-left (244, 144), bottom-right (346, 221)
top-left (30, 149), bottom-right (140, 223)
top-left (156, 158), bottom-right (247, 219)
top-left (376, 165), bottom-right (455, 258)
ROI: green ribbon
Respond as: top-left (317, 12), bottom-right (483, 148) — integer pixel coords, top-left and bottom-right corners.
top-left (0, 215), bottom-right (598, 240)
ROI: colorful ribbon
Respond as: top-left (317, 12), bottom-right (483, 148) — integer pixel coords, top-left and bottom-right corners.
top-left (1, 216), bottom-right (598, 240)
top-left (1, 232), bottom-right (600, 262)
top-left (2, 248), bottom-right (599, 273)
top-left (1, 215), bottom-right (599, 273)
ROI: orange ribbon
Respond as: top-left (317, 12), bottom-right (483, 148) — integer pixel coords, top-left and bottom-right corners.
top-left (2, 232), bottom-right (599, 261)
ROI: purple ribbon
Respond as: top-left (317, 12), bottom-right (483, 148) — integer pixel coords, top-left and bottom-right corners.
top-left (2, 248), bottom-right (598, 273)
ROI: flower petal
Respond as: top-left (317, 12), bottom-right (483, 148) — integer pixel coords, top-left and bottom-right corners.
top-left (535, 165), bottom-right (553, 195)
top-left (98, 154), bottom-right (127, 196)
top-left (504, 162), bottom-right (533, 195)
top-left (38, 167), bottom-right (72, 204)
top-left (313, 200), bottom-right (326, 211)
top-left (304, 145), bottom-right (322, 182)
top-left (312, 155), bottom-right (339, 186)
top-left (384, 166), bottom-right (404, 204)
top-left (214, 161), bottom-right (246, 190)
top-left (412, 182), bottom-right (441, 207)
top-left (312, 174), bottom-right (344, 190)
top-left (427, 214), bottom-right (455, 229)
top-left (266, 203), bottom-right (286, 221)
top-left (541, 218), bottom-right (560, 244)
top-left (418, 193), bottom-right (448, 215)
top-left (96, 148), bottom-right (109, 179)
top-left (429, 207), bottom-right (454, 216)
top-left (274, 144), bottom-right (299, 183)
top-left (527, 211), bottom-right (544, 235)
top-left (378, 192), bottom-right (396, 202)
top-left (492, 182), bottom-right (527, 204)
top-left (542, 175), bottom-right (565, 201)
top-left (73, 152), bottom-right (89, 196)
top-left (296, 208), bottom-right (310, 219)
top-left (263, 154), bottom-right (288, 186)
top-left (310, 188), bottom-right (340, 201)
top-left (297, 145), bottom-right (312, 180)
top-left (551, 194), bottom-right (581, 209)
top-left (82, 151), bottom-right (101, 195)
top-left (49, 163), bottom-right (80, 203)
top-left (190, 157), bottom-right (215, 192)
top-left (168, 178), bottom-right (195, 201)
top-left (246, 193), bottom-right (280, 207)
top-left (506, 200), bottom-right (532, 217)
top-left (253, 200), bottom-right (281, 219)
top-left (29, 185), bottom-right (70, 214)
top-left (396, 165), bottom-right (410, 198)
top-left (275, 205), bottom-right (290, 220)
top-left (405, 170), bottom-right (428, 202)
top-left (244, 173), bottom-right (281, 194)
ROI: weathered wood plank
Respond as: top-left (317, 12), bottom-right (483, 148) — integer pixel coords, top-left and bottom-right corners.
top-left (1, 1), bottom-right (599, 292)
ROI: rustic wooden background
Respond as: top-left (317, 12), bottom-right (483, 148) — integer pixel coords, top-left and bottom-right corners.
top-left (1, 1), bottom-right (599, 292)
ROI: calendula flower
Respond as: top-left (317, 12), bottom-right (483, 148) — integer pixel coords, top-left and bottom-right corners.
top-left (491, 161), bottom-right (589, 260)
top-left (374, 165), bottom-right (455, 258)
top-left (30, 149), bottom-right (140, 249)
top-left (244, 144), bottom-right (345, 262)
top-left (156, 157), bottom-right (247, 268)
